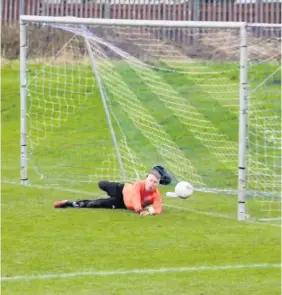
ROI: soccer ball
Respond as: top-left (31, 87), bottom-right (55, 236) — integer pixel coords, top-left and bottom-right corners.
top-left (174, 181), bottom-right (194, 199)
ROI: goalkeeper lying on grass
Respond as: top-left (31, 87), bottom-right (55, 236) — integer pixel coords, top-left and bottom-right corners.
top-left (54, 166), bottom-right (172, 216)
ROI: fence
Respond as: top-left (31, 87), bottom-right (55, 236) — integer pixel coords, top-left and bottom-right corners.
top-left (2, 0), bottom-right (282, 25)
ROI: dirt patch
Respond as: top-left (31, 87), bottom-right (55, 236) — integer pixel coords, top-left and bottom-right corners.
top-left (2, 25), bottom-right (280, 63)
top-left (2, 24), bottom-right (81, 60)
top-left (200, 30), bottom-right (280, 62)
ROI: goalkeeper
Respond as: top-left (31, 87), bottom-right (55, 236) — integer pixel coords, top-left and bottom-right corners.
top-left (54, 166), bottom-right (172, 216)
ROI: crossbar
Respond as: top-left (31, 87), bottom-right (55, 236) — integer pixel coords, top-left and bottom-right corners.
top-left (20, 15), bottom-right (246, 29)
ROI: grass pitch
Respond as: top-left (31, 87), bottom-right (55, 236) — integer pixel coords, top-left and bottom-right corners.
top-left (1, 62), bottom-right (281, 295)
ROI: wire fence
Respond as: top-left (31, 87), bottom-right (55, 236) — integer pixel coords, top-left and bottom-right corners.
top-left (2, 0), bottom-right (282, 26)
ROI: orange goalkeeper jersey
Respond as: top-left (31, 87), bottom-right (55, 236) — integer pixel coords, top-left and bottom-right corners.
top-left (122, 180), bottom-right (163, 214)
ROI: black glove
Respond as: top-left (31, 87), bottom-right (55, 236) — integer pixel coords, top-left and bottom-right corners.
top-left (151, 165), bottom-right (172, 186)
top-left (160, 173), bottom-right (172, 185)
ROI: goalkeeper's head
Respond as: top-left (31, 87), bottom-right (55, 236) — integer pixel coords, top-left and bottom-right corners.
top-left (150, 165), bottom-right (172, 186)
top-left (145, 171), bottom-right (161, 192)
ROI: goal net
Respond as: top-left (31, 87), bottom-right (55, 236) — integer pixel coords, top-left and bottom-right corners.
top-left (20, 17), bottom-right (281, 221)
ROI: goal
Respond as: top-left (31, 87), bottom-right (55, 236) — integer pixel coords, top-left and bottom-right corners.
top-left (19, 16), bottom-right (281, 221)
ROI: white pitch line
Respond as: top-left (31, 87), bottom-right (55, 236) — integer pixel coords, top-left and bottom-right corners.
top-left (1, 179), bottom-right (232, 220)
top-left (164, 203), bottom-right (230, 218)
top-left (1, 264), bottom-right (281, 282)
top-left (2, 179), bottom-right (281, 227)
top-left (2, 179), bottom-right (98, 197)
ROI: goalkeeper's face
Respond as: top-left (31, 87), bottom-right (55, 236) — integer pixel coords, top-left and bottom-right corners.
top-left (145, 173), bottom-right (160, 192)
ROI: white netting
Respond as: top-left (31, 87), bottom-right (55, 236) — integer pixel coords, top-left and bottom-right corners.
top-left (24, 21), bottom-right (281, 219)
top-left (245, 27), bottom-right (281, 220)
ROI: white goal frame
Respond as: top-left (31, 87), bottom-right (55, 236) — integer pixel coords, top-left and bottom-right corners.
top-left (19, 15), bottom-right (281, 221)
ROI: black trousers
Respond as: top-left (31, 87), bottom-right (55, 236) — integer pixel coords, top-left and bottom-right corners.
top-left (73, 181), bottom-right (126, 209)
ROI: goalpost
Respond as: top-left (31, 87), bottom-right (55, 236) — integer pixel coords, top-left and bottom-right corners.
top-left (19, 16), bottom-right (281, 222)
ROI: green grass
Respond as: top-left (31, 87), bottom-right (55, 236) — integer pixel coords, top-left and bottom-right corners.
top-left (1, 61), bottom-right (281, 295)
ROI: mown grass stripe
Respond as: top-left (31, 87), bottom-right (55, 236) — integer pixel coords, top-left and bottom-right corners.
top-left (114, 63), bottom-right (233, 188)
top-left (94, 45), bottom-right (204, 185)
top-left (158, 60), bottom-right (239, 143)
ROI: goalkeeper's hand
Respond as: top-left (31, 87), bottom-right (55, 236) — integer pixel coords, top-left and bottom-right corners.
top-left (139, 210), bottom-right (150, 216)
